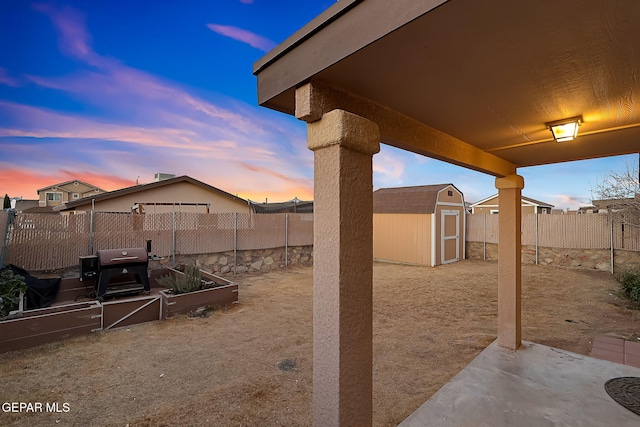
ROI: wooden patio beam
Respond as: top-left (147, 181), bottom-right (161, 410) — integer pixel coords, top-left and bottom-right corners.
top-left (296, 80), bottom-right (517, 178)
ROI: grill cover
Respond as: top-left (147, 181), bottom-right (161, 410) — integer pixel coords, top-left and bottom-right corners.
top-left (97, 248), bottom-right (148, 267)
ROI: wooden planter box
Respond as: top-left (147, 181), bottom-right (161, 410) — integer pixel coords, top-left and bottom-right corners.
top-left (0, 268), bottom-right (238, 353)
top-left (0, 301), bottom-right (102, 353)
top-left (154, 268), bottom-right (238, 319)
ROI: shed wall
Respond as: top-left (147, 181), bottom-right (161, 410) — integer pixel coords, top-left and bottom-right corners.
top-left (373, 213), bottom-right (432, 265)
top-left (437, 187), bottom-right (464, 205)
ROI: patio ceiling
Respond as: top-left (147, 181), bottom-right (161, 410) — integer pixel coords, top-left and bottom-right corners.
top-left (254, 0), bottom-right (640, 177)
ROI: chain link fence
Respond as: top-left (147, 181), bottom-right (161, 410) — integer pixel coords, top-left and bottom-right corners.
top-left (466, 213), bottom-right (638, 250)
top-left (2, 211), bottom-right (313, 271)
top-left (466, 213), bottom-right (639, 271)
top-left (4, 209), bottom-right (637, 272)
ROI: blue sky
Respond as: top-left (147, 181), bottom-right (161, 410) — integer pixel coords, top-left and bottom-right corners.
top-left (0, 0), bottom-right (636, 209)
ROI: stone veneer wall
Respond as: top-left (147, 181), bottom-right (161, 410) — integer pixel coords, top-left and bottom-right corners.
top-left (148, 245), bottom-right (313, 275)
top-left (466, 241), bottom-right (640, 272)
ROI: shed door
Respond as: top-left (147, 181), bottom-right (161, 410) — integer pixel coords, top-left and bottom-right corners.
top-left (441, 210), bottom-right (459, 264)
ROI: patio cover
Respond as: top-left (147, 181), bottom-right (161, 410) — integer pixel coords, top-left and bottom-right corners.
top-left (255, 0), bottom-right (639, 173)
top-left (254, 0), bottom-right (640, 425)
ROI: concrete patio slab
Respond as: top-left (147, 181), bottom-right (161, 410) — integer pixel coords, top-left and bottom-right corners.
top-left (400, 340), bottom-right (640, 427)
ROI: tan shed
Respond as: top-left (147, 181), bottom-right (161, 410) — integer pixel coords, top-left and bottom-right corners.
top-left (373, 184), bottom-right (465, 266)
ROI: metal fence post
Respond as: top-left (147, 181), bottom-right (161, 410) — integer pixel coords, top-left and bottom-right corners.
top-left (483, 213), bottom-right (487, 260)
top-left (610, 218), bottom-right (614, 274)
top-left (285, 213), bottom-right (289, 267)
top-left (172, 210), bottom-right (176, 268)
top-left (233, 212), bottom-right (238, 275)
top-left (535, 213), bottom-right (539, 265)
top-left (89, 207), bottom-right (95, 255)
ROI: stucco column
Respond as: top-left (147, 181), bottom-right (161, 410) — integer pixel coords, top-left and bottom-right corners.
top-left (495, 174), bottom-right (524, 350)
top-left (306, 109), bottom-right (380, 426)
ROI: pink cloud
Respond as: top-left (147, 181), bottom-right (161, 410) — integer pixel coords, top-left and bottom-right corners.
top-left (1, 4), bottom-right (313, 202)
top-left (26, 68), bottom-right (260, 136)
top-left (0, 101), bottom-right (230, 152)
top-left (32, 3), bottom-right (111, 68)
top-left (0, 167), bottom-right (134, 199)
top-left (0, 68), bottom-right (19, 87)
top-left (548, 194), bottom-right (590, 210)
top-left (0, 100), bottom-right (313, 197)
top-left (373, 147), bottom-right (406, 185)
top-left (207, 24), bottom-right (276, 52)
top-left (232, 163), bottom-right (313, 202)
top-left (25, 4), bottom-right (279, 137)
top-left (239, 162), bottom-right (297, 182)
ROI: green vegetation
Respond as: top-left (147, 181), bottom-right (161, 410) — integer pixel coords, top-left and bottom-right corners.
top-left (616, 266), bottom-right (640, 304)
top-left (157, 264), bottom-right (203, 294)
top-left (0, 269), bottom-right (27, 318)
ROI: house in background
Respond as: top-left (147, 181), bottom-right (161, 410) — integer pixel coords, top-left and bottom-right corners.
top-left (373, 184), bottom-right (465, 266)
top-left (575, 205), bottom-right (598, 214)
top-left (37, 180), bottom-right (105, 208)
top-left (54, 175), bottom-right (252, 214)
top-left (591, 197), bottom-right (638, 214)
top-left (469, 194), bottom-right (554, 215)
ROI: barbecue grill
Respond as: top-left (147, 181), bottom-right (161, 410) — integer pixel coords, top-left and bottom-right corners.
top-left (80, 248), bottom-right (150, 301)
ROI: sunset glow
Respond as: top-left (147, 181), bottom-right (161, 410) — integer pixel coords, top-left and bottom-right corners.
top-left (0, 1), bottom-right (636, 209)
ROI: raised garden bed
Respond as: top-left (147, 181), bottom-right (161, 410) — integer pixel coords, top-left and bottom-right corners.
top-left (0, 301), bottom-right (102, 353)
top-left (0, 268), bottom-right (238, 354)
top-left (152, 267), bottom-right (238, 319)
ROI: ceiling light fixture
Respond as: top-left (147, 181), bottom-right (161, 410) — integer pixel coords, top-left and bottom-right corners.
top-left (546, 116), bottom-right (582, 143)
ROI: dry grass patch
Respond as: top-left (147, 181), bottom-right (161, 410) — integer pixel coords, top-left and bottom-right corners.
top-left (1, 260), bottom-right (638, 426)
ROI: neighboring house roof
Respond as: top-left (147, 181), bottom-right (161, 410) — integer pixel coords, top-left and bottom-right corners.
top-left (55, 175), bottom-right (249, 211)
top-left (469, 194), bottom-right (554, 209)
top-left (14, 199), bottom-right (39, 212)
top-left (252, 199), bottom-right (314, 214)
top-left (21, 206), bottom-right (57, 214)
top-left (373, 184), bottom-right (462, 214)
top-left (37, 180), bottom-right (105, 194)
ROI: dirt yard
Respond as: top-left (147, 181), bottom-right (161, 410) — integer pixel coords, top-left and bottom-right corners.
top-left (1, 260), bottom-right (639, 426)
